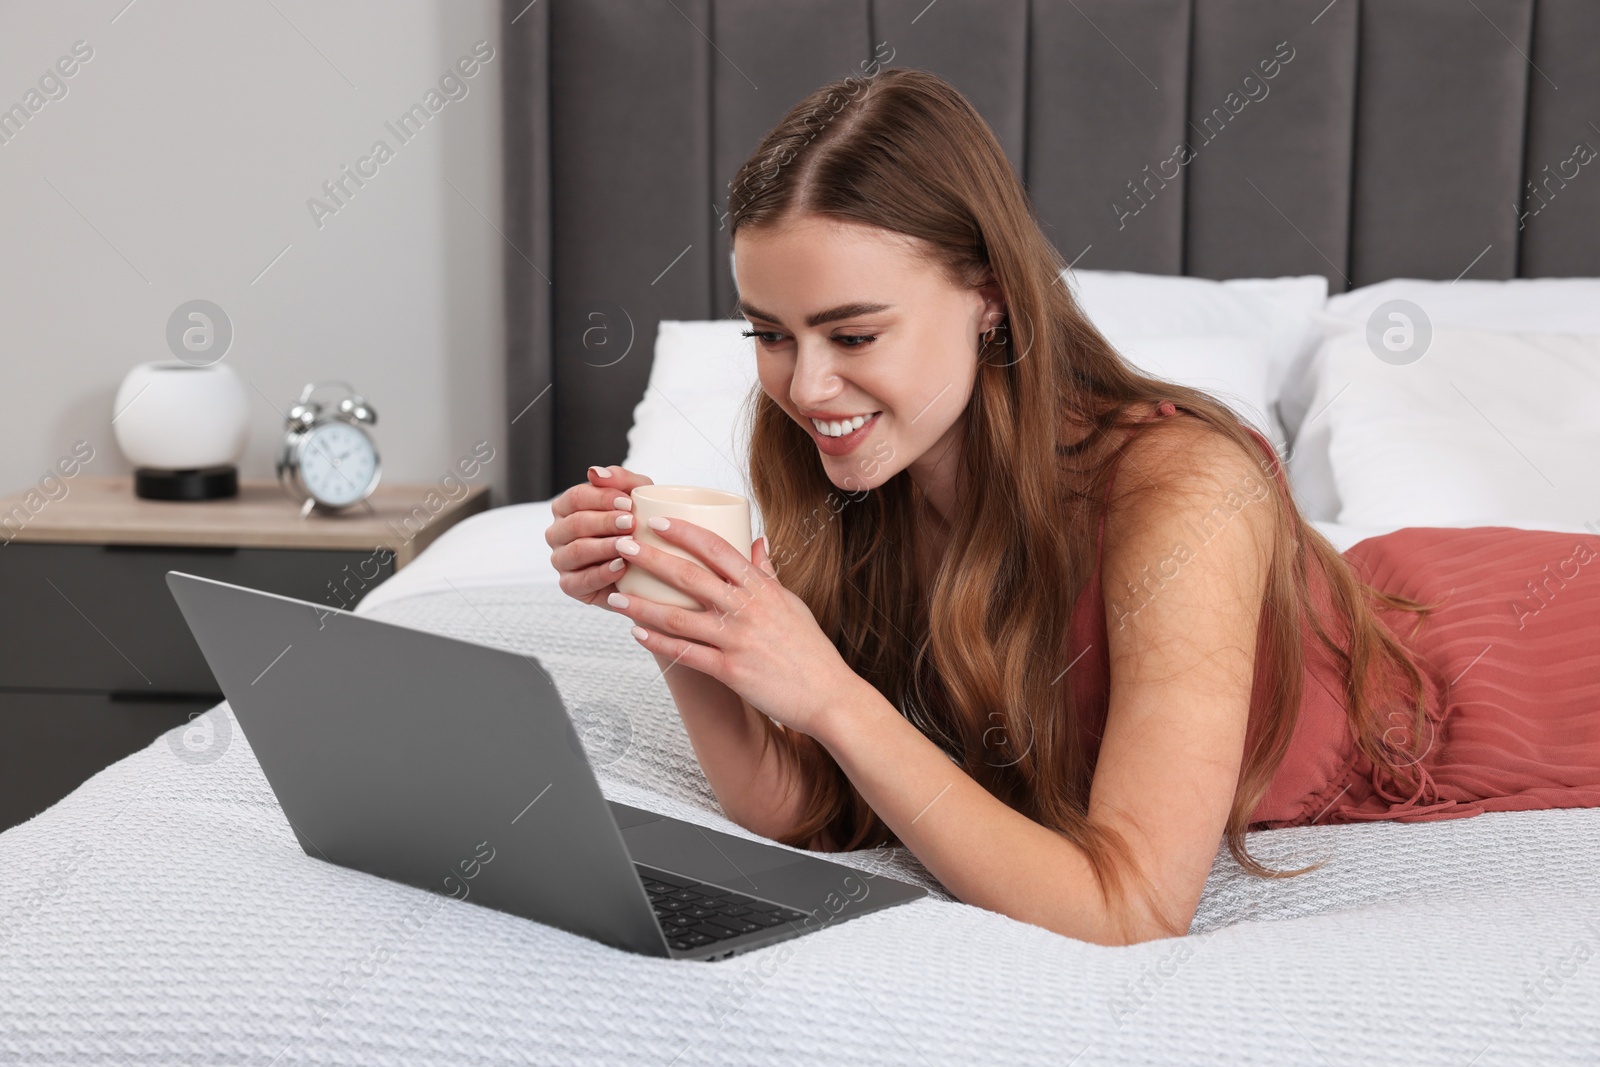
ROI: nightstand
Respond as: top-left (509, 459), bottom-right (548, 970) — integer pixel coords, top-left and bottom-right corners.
top-left (0, 476), bottom-right (489, 832)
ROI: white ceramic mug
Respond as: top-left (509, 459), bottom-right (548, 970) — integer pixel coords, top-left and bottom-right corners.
top-left (615, 485), bottom-right (752, 611)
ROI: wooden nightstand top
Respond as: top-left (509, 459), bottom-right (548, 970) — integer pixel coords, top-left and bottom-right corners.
top-left (0, 477), bottom-right (489, 568)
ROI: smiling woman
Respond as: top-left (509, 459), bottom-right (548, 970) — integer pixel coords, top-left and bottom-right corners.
top-left (566, 67), bottom-right (1600, 948)
top-left (706, 67), bottom-right (1455, 945)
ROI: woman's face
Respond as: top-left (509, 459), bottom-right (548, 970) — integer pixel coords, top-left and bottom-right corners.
top-left (733, 215), bottom-right (1004, 498)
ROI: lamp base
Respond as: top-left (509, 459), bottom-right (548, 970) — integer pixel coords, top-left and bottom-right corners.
top-left (134, 466), bottom-right (239, 501)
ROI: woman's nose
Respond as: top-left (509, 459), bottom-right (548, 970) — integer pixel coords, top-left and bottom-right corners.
top-left (788, 341), bottom-right (841, 407)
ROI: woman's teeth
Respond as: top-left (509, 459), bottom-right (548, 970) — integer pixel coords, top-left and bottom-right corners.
top-left (811, 413), bottom-right (878, 437)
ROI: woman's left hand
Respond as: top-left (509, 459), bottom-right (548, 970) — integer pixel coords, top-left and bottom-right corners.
top-left (606, 519), bottom-right (854, 739)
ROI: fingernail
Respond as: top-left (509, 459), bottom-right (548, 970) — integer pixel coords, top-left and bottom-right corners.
top-left (607, 592), bottom-right (629, 608)
top-left (647, 516), bottom-right (670, 531)
top-left (589, 465), bottom-right (609, 478)
top-left (608, 558), bottom-right (626, 572)
top-left (617, 536), bottom-right (640, 555)
top-left (614, 495), bottom-right (632, 511)
top-left (615, 514), bottom-right (634, 529)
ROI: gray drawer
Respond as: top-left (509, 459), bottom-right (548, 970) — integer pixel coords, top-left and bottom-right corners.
top-left (0, 543), bottom-right (394, 693)
top-left (0, 689), bottom-right (217, 832)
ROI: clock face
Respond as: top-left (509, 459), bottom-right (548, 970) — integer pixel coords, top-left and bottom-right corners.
top-left (300, 422), bottom-right (378, 507)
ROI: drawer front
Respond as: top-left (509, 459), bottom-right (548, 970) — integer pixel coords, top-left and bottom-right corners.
top-left (0, 689), bottom-right (217, 832)
top-left (0, 543), bottom-right (394, 693)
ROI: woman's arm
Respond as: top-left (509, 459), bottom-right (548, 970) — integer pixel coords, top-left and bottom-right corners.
top-left (811, 422), bottom-right (1275, 945)
top-left (649, 649), bottom-right (823, 846)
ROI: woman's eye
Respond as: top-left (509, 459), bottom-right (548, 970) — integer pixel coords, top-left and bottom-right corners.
top-left (739, 330), bottom-right (877, 349)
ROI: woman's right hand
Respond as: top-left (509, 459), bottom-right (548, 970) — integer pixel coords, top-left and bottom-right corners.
top-left (547, 464), bottom-right (654, 610)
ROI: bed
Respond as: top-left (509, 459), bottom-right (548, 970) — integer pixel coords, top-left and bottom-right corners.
top-left (6, 0), bottom-right (1600, 1062)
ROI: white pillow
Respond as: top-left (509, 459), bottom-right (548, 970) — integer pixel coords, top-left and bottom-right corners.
top-left (1288, 276), bottom-right (1600, 521)
top-left (621, 320), bottom-right (766, 538)
top-left (1324, 277), bottom-right (1600, 334)
top-left (1307, 325), bottom-right (1600, 530)
top-left (1112, 334), bottom-right (1282, 450)
top-left (630, 288), bottom-right (1316, 533)
top-left (1062, 269), bottom-right (1329, 447)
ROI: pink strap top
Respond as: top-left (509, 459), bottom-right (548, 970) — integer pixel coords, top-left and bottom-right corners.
top-left (1066, 401), bottom-right (1600, 830)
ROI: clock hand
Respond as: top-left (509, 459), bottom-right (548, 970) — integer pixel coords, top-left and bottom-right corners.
top-left (312, 438), bottom-right (358, 488)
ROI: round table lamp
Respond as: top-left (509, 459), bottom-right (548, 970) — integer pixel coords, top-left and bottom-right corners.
top-left (112, 361), bottom-right (250, 500)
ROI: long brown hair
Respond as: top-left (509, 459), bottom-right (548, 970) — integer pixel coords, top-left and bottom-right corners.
top-left (727, 67), bottom-right (1442, 943)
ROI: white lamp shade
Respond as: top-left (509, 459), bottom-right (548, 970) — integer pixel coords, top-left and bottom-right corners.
top-left (112, 361), bottom-right (250, 470)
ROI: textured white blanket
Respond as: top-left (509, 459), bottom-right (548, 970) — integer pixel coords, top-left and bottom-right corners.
top-left (2, 583), bottom-right (1597, 1064)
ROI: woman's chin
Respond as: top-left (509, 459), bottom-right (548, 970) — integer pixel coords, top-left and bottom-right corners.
top-left (828, 466), bottom-right (885, 494)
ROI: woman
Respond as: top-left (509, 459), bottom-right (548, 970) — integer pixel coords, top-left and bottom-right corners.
top-left (545, 69), bottom-right (1600, 946)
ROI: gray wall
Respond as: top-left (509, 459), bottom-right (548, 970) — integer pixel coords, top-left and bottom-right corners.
top-left (0, 0), bottom-right (508, 503)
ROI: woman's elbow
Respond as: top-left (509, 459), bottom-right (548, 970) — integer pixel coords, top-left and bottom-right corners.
top-left (1087, 893), bottom-right (1197, 947)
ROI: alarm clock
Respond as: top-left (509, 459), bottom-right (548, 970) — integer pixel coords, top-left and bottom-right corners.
top-left (276, 381), bottom-right (381, 515)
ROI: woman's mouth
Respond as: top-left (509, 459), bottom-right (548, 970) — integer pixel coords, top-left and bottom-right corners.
top-left (809, 411), bottom-right (882, 456)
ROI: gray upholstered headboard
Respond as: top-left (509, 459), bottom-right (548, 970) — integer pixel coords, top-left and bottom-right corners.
top-left (499, 0), bottom-right (1600, 504)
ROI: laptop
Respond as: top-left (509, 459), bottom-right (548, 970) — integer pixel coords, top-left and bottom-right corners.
top-left (165, 571), bottom-right (927, 962)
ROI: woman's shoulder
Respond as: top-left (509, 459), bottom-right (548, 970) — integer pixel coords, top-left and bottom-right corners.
top-left (1104, 406), bottom-right (1272, 509)
top-left (1100, 409), bottom-right (1280, 576)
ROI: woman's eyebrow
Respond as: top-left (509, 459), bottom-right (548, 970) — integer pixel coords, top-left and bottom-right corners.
top-left (737, 300), bottom-right (894, 328)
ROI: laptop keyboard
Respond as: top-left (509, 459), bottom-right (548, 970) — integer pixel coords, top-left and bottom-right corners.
top-left (635, 863), bottom-right (809, 952)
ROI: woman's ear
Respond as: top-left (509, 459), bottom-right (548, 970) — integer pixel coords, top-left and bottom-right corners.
top-left (976, 275), bottom-right (1007, 326)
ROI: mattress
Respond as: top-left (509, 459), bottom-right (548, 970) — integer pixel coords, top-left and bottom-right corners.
top-left (3, 578), bottom-right (1598, 1064)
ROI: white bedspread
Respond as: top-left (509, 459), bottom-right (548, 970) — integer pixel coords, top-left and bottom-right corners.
top-left (3, 584), bottom-right (1598, 1064)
